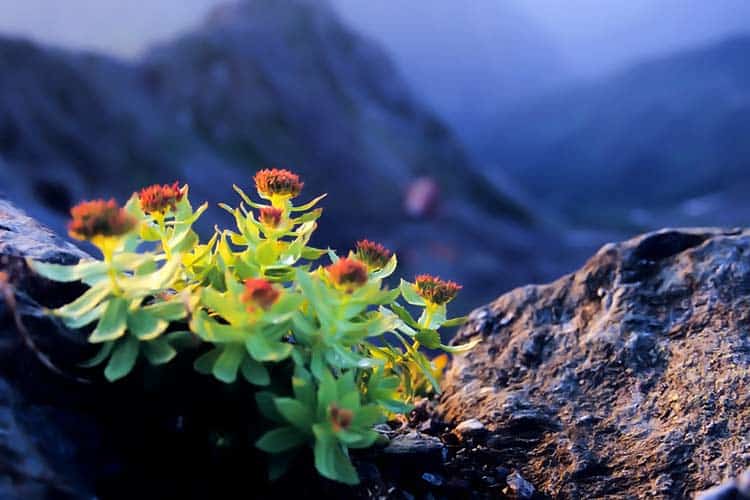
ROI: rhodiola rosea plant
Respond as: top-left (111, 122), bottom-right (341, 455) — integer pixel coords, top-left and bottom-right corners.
top-left (28, 169), bottom-right (478, 485)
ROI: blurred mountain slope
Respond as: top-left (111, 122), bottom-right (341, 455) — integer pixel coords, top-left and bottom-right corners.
top-left (0, 0), bottom-right (573, 312)
top-left (494, 35), bottom-right (750, 230)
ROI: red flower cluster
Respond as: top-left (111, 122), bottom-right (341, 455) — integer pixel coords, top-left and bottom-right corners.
top-left (326, 257), bottom-right (368, 292)
top-left (355, 239), bottom-right (392, 270)
top-left (414, 274), bottom-right (462, 305)
top-left (138, 181), bottom-right (184, 214)
top-left (254, 169), bottom-right (303, 199)
top-left (68, 199), bottom-right (137, 241)
top-left (241, 278), bottom-right (280, 311)
top-left (329, 403), bottom-right (353, 432)
top-left (258, 206), bottom-right (283, 228)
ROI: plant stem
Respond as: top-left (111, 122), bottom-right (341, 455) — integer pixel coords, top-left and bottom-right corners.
top-left (99, 239), bottom-right (122, 294)
top-left (156, 213), bottom-right (171, 260)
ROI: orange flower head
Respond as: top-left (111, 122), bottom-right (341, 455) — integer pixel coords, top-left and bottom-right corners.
top-left (68, 199), bottom-right (137, 241)
top-left (414, 274), bottom-right (462, 305)
top-left (138, 181), bottom-right (184, 214)
top-left (241, 278), bottom-right (280, 311)
top-left (258, 206), bottom-right (283, 228)
top-left (355, 239), bottom-right (392, 270)
top-left (254, 168), bottom-right (303, 199)
top-left (326, 257), bottom-right (368, 292)
top-left (329, 403), bottom-right (354, 432)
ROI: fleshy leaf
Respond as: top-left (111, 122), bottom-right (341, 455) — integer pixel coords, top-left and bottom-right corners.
top-left (104, 336), bottom-right (139, 381)
top-left (127, 309), bottom-right (168, 340)
top-left (312, 425), bottom-right (359, 485)
top-left (89, 297), bottom-right (128, 343)
top-left (142, 337), bottom-right (177, 365)
top-left (256, 426), bottom-right (307, 453)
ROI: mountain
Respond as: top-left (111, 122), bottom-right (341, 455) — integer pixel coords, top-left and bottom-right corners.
top-left (330, 0), bottom-right (565, 153)
top-left (492, 35), bottom-right (750, 230)
top-left (0, 0), bottom-right (577, 313)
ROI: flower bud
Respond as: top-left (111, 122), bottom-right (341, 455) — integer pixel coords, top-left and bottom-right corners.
top-left (254, 168), bottom-right (303, 199)
top-left (326, 257), bottom-right (368, 292)
top-left (329, 403), bottom-right (353, 432)
top-left (138, 181), bottom-right (185, 215)
top-left (241, 278), bottom-right (280, 311)
top-left (355, 239), bottom-right (392, 270)
top-left (68, 199), bottom-right (137, 241)
top-left (258, 206), bottom-right (283, 229)
top-left (414, 274), bottom-right (462, 305)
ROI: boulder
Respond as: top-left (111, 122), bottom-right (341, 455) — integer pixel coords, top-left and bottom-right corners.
top-left (439, 228), bottom-right (750, 498)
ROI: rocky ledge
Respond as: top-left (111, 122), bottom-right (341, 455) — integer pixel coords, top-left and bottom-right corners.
top-left (2, 198), bottom-right (749, 499)
top-left (439, 228), bottom-right (750, 498)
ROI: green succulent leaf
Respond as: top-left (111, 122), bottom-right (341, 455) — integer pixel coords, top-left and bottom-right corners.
top-left (441, 315), bottom-right (469, 328)
top-left (142, 337), bottom-right (177, 365)
top-left (440, 337), bottom-right (481, 353)
top-left (27, 258), bottom-right (107, 283)
top-left (240, 357), bottom-right (270, 386)
top-left (370, 254), bottom-right (398, 280)
top-left (245, 334), bottom-right (293, 362)
top-left (274, 398), bottom-right (314, 431)
top-left (79, 341), bottom-right (114, 368)
top-left (89, 297), bottom-right (128, 343)
top-left (415, 329), bottom-right (442, 349)
top-left (104, 335), bottom-right (139, 381)
top-left (56, 280), bottom-right (111, 318)
top-left (213, 344), bottom-right (245, 383)
top-left (312, 424), bottom-right (359, 485)
top-left (291, 193), bottom-right (327, 212)
top-left (62, 302), bottom-right (105, 329)
top-left (256, 426), bottom-right (307, 453)
top-left (399, 279), bottom-right (426, 306)
top-left (256, 391), bottom-right (284, 423)
top-left (193, 347), bottom-right (222, 375)
top-left (389, 303), bottom-right (419, 329)
top-left (127, 309), bottom-right (168, 340)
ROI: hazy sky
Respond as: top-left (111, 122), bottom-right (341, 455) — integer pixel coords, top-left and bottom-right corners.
top-left (2, 0), bottom-right (748, 77)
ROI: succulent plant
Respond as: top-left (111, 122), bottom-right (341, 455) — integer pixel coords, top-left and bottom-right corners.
top-left (28, 169), bottom-right (478, 484)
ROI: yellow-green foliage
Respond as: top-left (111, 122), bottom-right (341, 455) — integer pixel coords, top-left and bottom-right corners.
top-left (28, 169), bottom-right (478, 484)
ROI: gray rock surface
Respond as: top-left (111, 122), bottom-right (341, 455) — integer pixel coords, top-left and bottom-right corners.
top-left (0, 200), bottom-right (96, 499)
top-left (439, 228), bottom-right (750, 498)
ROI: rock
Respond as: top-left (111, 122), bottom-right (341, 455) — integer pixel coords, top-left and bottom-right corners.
top-left (506, 471), bottom-right (535, 499)
top-left (698, 467), bottom-right (750, 500)
top-left (439, 228), bottom-right (750, 498)
top-left (738, 468), bottom-right (750, 497)
top-left (421, 472), bottom-right (444, 487)
top-left (695, 481), bottom-right (738, 500)
top-left (383, 431), bottom-right (445, 461)
top-left (0, 201), bottom-right (98, 499)
top-left (453, 418), bottom-right (486, 440)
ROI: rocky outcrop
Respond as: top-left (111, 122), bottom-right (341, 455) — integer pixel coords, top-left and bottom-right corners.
top-left (0, 201), bottom-right (96, 498)
top-left (439, 228), bottom-right (750, 498)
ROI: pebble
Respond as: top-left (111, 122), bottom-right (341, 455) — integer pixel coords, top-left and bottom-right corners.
top-left (495, 466), bottom-right (510, 482)
top-left (506, 471), bottom-right (535, 499)
top-left (383, 431), bottom-right (444, 459)
top-left (421, 472), bottom-right (444, 487)
top-left (454, 418), bottom-right (485, 437)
